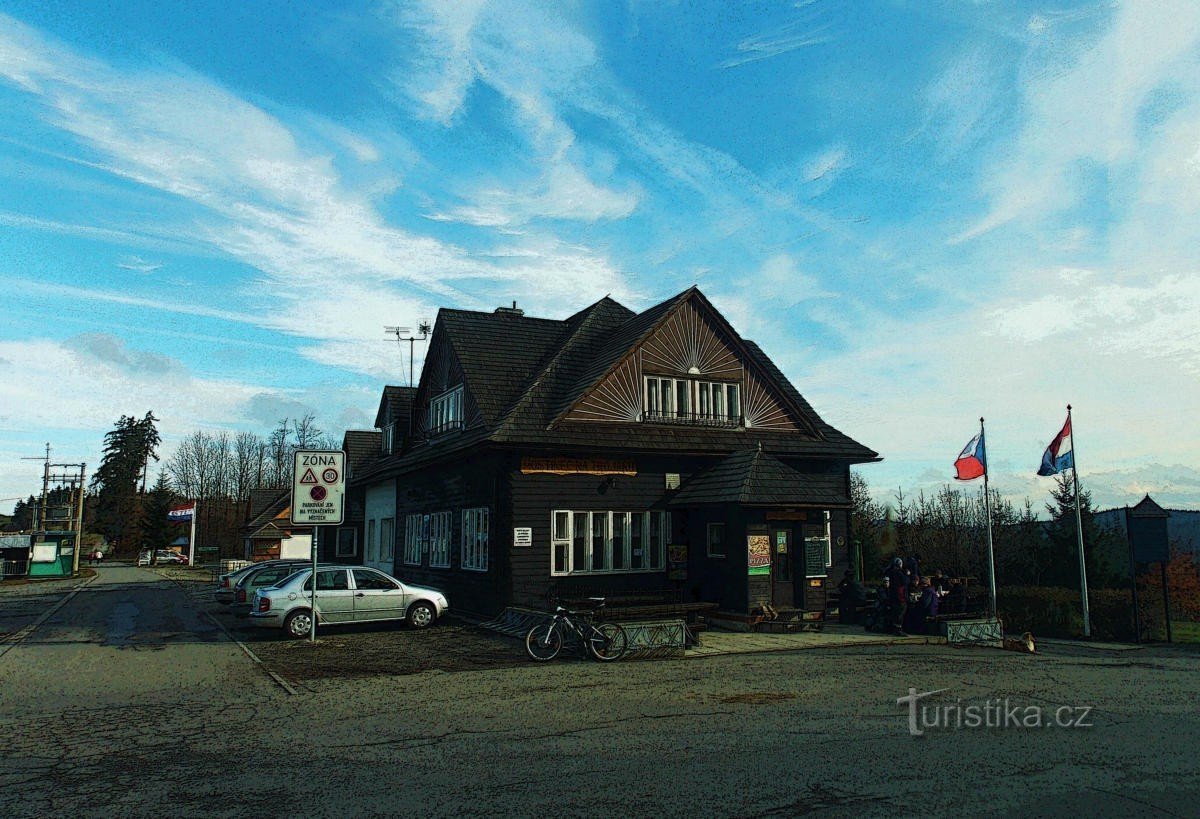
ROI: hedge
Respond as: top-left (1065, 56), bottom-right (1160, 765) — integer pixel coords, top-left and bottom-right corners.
top-left (996, 586), bottom-right (1165, 643)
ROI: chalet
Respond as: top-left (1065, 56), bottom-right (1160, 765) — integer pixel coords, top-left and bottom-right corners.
top-left (351, 287), bottom-right (879, 618)
top-left (241, 488), bottom-right (313, 561)
top-left (241, 429), bottom-right (381, 564)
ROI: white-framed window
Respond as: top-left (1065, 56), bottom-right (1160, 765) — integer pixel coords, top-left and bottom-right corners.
top-left (382, 423), bottom-right (395, 454)
top-left (366, 519), bottom-right (377, 562)
top-left (550, 510), bottom-right (669, 576)
top-left (642, 377), bottom-right (740, 425)
top-left (461, 507), bottom-right (489, 572)
top-left (429, 511), bottom-right (452, 568)
top-left (429, 386), bottom-right (463, 435)
top-left (335, 527), bottom-right (357, 558)
top-left (404, 514), bottom-right (423, 566)
top-left (707, 522), bottom-right (726, 558)
top-left (380, 517), bottom-right (394, 562)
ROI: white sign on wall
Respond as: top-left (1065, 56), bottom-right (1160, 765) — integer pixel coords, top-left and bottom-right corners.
top-left (513, 527), bottom-right (532, 546)
top-left (291, 450), bottom-right (346, 525)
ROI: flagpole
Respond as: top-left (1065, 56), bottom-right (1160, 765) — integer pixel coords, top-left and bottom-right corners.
top-left (188, 501), bottom-right (198, 567)
top-left (1068, 405), bottom-right (1092, 638)
top-left (980, 417), bottom-right (997, 619)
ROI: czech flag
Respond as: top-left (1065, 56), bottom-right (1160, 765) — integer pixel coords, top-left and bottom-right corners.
top-left (168, 504), bottom-right (195, 523)
top-left (954, 431), bottom-right (987, 480)
top-left (1038, 416), bottom-right (1073, 476)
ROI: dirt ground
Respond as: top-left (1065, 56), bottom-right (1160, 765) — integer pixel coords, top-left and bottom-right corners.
top-left (248, 621), bottom-right (528, 681)
top-left (155, 564), bottom-right (534, 682)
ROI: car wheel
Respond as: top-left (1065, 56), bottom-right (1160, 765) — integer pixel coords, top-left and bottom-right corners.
top-left (284, 609), bottom-right (313, 639)
top-left (407, 601), bottom-right (436, 629)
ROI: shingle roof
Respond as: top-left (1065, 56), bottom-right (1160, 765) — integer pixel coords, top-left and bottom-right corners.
top-left (352, 287), bottom-right (878, 486)
top-left (669, 448), bottom-right (852, 507)
top-left (342, 430), bottom-right (381, 474)
top-left (375, 386), bottom-right (416, 429)
top-left (438, 309), bottom-right (571, 427)
top-left (242, 489), bottom-right (289, 533)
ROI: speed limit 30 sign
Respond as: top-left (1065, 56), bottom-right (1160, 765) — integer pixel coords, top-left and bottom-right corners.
top-left (291, 450), bottom-right (345, 524)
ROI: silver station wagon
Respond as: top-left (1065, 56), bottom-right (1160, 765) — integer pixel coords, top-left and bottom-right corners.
top-left (248, 566), bottom-right (450, 639)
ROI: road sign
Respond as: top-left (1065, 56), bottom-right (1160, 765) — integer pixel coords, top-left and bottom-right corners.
top-left (291, 450), bottom-right (345, 525)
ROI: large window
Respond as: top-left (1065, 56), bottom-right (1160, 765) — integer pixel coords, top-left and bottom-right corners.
top-left (366, 519), bottom-right (377, 563)
top-left (643, 377), bottom-right (741, 426)
top-left (404, 514), bottom-right (423, 566)
top-left (550, 510), bottom-right (669, 576)
top-left (429, 511), bottom-right (452, 568)
top-left (429, 386), bottom-right (463, 435)
top-left (461, 507), bottom-right (489, 572)
top-left (404, 511), bottom-right (452, 568)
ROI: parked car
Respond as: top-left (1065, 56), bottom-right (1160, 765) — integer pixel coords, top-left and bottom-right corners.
top-left (230, 562), bottom-right (328, 617)
top-left (137, 549), bottom-right (188, 567)
top-left (215, 559), bottom-right (311, 605)
top-left (249, 566), bottom-right (449, 639)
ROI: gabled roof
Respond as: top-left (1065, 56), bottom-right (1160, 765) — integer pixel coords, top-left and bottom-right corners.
top-left (669, 448), bottom-right (852, 508)
top-left (437, 308), bottom-right (570, 427)
top-left (343, 430), bottom-right (382, 473)
top-left (375, 386), bottom-right (416, 429)
top-left (241, 488), bottom-right (299, 534)
top-left (353, 287), bottom-right (878, 485)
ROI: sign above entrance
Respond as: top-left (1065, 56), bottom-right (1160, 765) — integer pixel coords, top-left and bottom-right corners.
top-left (520, 457), bottom-right (636, 476)
top-left (291, 450), bottom-right (345, 525)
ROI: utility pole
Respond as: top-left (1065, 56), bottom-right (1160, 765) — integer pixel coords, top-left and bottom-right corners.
top-left (20, 443), bottom-right (50, 531)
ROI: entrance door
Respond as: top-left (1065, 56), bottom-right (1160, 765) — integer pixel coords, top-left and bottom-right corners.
top-left (771, 528), bottom-right (794, 608)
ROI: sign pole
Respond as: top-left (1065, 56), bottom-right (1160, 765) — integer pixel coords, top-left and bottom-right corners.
top-left (310, 524), bottom-right (318, 643)
top-left (291, 450), bottom-right (345, 644)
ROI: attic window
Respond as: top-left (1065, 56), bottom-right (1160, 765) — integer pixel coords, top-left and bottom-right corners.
top-left (382, 422), bottom-right (396, 454)
top-left (429, 386), bottom-right (463, 436)
top-left (643, 376), bottom-right (741, 427)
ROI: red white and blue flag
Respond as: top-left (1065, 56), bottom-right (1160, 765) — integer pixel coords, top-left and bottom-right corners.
top-left (1038, 415), bottom-right (1074, 476)
top-left (954, 431), bottom-right (987, 481)
top-left (168, 504), bottom-right (195, 523)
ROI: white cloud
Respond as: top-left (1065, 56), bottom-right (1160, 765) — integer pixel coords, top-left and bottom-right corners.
top-left (0, 12), bottom-right (631, 356)
top-left (957, 1), bottom-right (1200, 242)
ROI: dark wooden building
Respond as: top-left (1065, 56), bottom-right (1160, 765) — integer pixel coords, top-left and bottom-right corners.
top-left (351, 287), bottom-right (878, 618)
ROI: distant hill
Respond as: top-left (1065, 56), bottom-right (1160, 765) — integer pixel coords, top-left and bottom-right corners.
top-left (1096, 505), bottom-right (1200, 557)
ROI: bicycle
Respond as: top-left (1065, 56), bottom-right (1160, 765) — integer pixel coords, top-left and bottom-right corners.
top-left (525, 597), bottom-right (628, 662)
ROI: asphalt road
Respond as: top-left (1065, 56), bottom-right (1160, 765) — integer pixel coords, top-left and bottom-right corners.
top-left (1, 566), bottom-right (1197, 818)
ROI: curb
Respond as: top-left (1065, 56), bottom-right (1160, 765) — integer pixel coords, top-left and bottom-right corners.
top-left (202, 611), bottom-right (299, 697)
top-left (0, 573), bottom-right (99, 660)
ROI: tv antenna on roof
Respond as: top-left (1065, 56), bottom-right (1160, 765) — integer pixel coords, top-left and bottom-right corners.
top-left (385, 321), bottom-right (432, 387)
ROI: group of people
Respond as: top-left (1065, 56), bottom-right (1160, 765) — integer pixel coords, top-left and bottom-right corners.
top-left (838, 553), bottom-right (968, 636)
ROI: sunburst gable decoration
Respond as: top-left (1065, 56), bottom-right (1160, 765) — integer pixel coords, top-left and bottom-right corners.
top-left (568, 357), bottom-right (642, 422)
top-left (742, 368), bottom-right (799, 431)
top-left (640, 301), bottom-right (741, 378)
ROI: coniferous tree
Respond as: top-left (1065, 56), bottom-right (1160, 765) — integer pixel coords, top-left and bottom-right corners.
top-left (1042, 472), bottom-right (1123, 588)
top-left (91, 412), bottom-right (161, 554)
top-left (141, 473), bottom-right (179, 558)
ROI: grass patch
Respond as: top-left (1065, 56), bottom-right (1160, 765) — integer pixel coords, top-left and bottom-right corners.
top-left (1171, 621), bottom-right (1200, 643)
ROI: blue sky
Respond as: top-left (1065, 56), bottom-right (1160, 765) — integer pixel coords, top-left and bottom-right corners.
top-left (2, 1), bottom-right (1199, 514)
